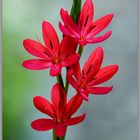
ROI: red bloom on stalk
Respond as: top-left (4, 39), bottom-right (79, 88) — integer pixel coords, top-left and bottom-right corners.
top-left (31, 83), bottom-right (85, 137)
top-left (59, 0), bottom-right (113, 46)
top-left (22, 21), bottom-right (79, 76)
top-left (67, 47), bottom-right (119, 101)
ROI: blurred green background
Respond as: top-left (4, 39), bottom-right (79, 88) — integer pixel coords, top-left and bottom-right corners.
top-left (3, 0), bottom-right (138, 140)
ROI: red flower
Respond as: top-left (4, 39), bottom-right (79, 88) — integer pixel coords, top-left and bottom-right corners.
top-left (22, 21), bottom-right (79, 76)
top-left (59, 0), bottom-right (113, 46)
top-left (67, 47), bottom-right (119, 101)
top-left (31, 83), bottom-right (85, 137)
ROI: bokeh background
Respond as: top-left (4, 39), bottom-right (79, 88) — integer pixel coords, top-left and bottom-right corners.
top-left (2, 0), bottom-right (138, 140)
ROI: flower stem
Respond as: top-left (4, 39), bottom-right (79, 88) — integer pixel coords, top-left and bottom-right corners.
top-left (65, 79), bottom-right (69, 94)
top-left (57, 74), bottom-right (64, 88)
top-left (53, 129), bottom-right (60, 140)
top-left (59, 136), bottom-right (65, 140)
top-left (64, 0), bottom-right (82, 95)
top-left (78, 45), bottom-right (84, 57)
top-left (70, 0), bottom-right (81, 23)
top-left (55, 1), bottom-right (82, 140)
top-left (55, 75), bottom-right (65, 139)
top-left (64, 68), bottom-right (69, 94)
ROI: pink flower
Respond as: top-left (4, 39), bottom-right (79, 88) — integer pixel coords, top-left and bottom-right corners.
top-left (67, 47), bottom-right (119, 101)
top-left (22, 21), bottom-right (79, 76)
top-left (31, 83), bottom-right (85, 137)
top-left (59, 0), bottom-right (113, 46)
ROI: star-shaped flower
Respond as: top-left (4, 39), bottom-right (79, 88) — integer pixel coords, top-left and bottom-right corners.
top-left (31, 83), bottom-right (85, 137)
top-left (59, 0), bottom-right (113, 46)
top-left (22, 21), bottom-right (79, 76)
top-left (67, 47), bottom-right (119, 100)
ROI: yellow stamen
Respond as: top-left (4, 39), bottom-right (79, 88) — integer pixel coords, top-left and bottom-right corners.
top-left (54, 58), bottom-right (59, 64)
top-left (80, 36), bottom-right (85, 40)
top-left (57, 119), bottom-right (61, 123)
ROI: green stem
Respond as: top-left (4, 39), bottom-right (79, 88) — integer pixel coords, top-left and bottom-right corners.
top-left (57, 74), bottom-right (64, 88)
top-left (54, 74), bottom-right (65, 140)
top-left (55, 1), bottom-right (82, 140)
top-left (53, 129), bottom-right (60, 140)
top-left (70, 0), bottom-right (81, 23)
top-left (64, 0), bottom-right (82, 95)
top-left (59, 135), bottom-right (66, 140)
top-left (64, 68), bottom-right (69, 94)
top-left (78, 45), bottom-right (84, 57)
top-left (65, 79), bottom-right (69, 94)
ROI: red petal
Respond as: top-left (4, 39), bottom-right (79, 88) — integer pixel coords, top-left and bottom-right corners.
top-left (60, 9), bottom-right (80, 37)
top-left (60, 36), bottom-right (78, 57)
top-left (42, 21), bottom-right (60, 55)
top-left (86, 86), bottom-right (113, 95)
top-left (31, 118), bottom-right (55, 131)
top-left (59, 22), bottom-right (74, 37)
top-left (33, 96), bottom-right (55, 118)
top-left (55, 124), bottom-right (67, 137)
top-left (65, 94), bottom-right (83, 118)
top-left (51, 83), bottom-right (66, 118)
top-left (83, 47), bottom-right (103, 80)
top-left (61, 53), bottom-right (80, 67)
top-left (50, 64), bottom-right (62, 76)
top-left (71, 63), bottom-right (82, 81)
top-left (65, 113), bottom-right (86, 126)
top-left (87, 14), bottom-right (113, 37)
top-left (22, 59), bottom-right (52, 70)
top-left (23, 39), bottom-right (50, 59)
top-left (67, 69), bottom-right (79, 89)
top-left (78, 0), bottom-right (94, 30)
top-left (87, 31), bottom-right (112, 43)
top-left (93, 65), bottom-right (119, 85)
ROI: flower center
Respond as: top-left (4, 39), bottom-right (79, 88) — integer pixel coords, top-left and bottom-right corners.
top-left (54, 58), bottom-right (59, 64)
top-left (78, 84), bottom-right (86, 93)
top-left (79, 88), bottom-right (85, 93)
top-left (80, 36), bottom-right (85, 41)
top-left (57, 119), bottom-right (62, 123)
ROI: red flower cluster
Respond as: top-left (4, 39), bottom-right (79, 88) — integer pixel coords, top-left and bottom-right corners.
top-left (22, 0), bottom-right (119, 138)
